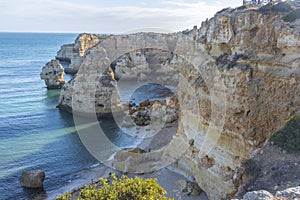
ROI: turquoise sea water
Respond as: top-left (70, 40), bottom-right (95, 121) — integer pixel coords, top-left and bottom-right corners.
top-left (0, 32), bottom-right (97, 199)
top-left (0, 33), bottom-right (131, 200)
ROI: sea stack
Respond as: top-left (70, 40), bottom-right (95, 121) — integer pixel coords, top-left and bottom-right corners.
top-left (40, 59), bottom-right (66, 89)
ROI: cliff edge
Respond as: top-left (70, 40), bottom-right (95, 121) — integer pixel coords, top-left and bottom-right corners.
top-left (42, 1), bottom-right (300, 199)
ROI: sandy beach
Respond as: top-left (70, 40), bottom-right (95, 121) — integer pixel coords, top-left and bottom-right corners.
top-left (51, 165), bottom-right (208, 200)
top-left (50, 121), bottom-right (208, 200)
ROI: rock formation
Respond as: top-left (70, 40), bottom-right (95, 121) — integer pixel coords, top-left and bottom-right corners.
top-left (40, 59), bottom-right (66, 89)
top-left (20, 170), bottom-right (45, 188)
top-left (57, 32), bottom-right (184, 115)
top-left (176, 179), bottom-right (203, 196)
top-left (173, 3), bottom-right (300, 199)
top-left (122, 96), bottom-right (179, 127)
top-left (58, 45), bottom-right (120, 116)
top-left (235, 186), bottom-right (300, 200)
top-left (56, 33), bottom-right (104, 74)
top-left (43, 1), bottom-right (300, 199)
top-left (111, 49), bottom-right (181, 85)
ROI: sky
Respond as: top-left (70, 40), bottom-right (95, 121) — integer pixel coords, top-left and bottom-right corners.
top-left (0, 0), bottom-right (241, 34)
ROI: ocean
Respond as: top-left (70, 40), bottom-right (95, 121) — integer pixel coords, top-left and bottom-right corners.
top-left (0, 32), bottom-right (175, 199)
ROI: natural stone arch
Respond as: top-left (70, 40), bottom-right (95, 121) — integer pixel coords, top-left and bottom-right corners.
top-left (56, 3), bottom-right (300, 198)
top-left (59, 32), bottom-right (187, 116)
top-left (68, 33), bottom-right (202, 175)
top-left (109, 48), bottom-right (180, 85)
top-left (58, 32), bottom-right (229, 198)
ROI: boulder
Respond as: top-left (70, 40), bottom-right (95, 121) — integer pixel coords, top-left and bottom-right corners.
top-left (40, 59), bottom-right (66, 89)
top-left (242, 190), bottom-right (274, 200)
top-left (176, 180), bottom-right (188, 193)
top-left (275, 186), bottom-right (300, 199)
top-left (20, 170), bottom-right (45, 188)
top-left (175, 180), bottom-right (203, 196)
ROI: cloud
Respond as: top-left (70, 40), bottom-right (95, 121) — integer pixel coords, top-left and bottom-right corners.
top-left (0, 0), bottom-right (240, 33)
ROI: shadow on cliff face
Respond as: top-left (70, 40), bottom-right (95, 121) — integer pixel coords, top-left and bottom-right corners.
top-left (110, 48), bottom-right (180, 86)
top-left (270, 115), bottom-right (300, 153)
top-left (258, 1), bottom-right (300, 23)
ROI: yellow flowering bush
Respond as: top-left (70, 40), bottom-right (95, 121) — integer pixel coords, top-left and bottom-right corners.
top-left (57, 174), bottom-right (173, 200)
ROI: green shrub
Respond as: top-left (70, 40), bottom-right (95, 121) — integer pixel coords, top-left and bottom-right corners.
top-left (57, 174), bottom-right (174, 200)
top-left (270, 114), bottom-right (300, 153)
top-left (282, 8), bottom-right (300, 23)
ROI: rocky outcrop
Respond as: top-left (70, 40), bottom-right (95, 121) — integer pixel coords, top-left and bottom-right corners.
top-left (20, 170), bottom-right (45, 188)
top-left (56, 33), bottom-right (103, 74)
top-left (173, 2), bottom-right (300, 199)
top-left (236, 186), bottom-right (300, 200)
top-left (40, 59), bottom-right (66, 89)
top-left (57, 33), bottom-right (183, 115)
top-left (176, 179), bottom-right (203, 196)
top-left (122, 96), bottom-right (179, 127)
top-left (58, 45), bottom-right (121, 116)
top-left (112, 48), bottom-right (181, 85)
top-left (275, 186), bottom-right (300, 199)
top-left (47, 1), bottom-right (300, 199)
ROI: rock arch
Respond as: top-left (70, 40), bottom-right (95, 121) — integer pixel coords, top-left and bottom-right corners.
top-left (56, 2), bottom-right (300, 199)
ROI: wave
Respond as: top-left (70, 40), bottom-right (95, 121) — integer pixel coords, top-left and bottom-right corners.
top-left (0, 59), bottom-right (48, 67)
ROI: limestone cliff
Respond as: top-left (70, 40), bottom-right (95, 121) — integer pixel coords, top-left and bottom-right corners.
top-left (111, 49), bottom-right (179, 84)
top-left (56, 33), bottom-right (105, 74)
top-left (174, 2), bottom-right (300, 199)
top-left (57, 32), bottom-right (186, 115)
top-left (58, 45), bottom-right (120, 116)
top-left (47, 1), bottom-right (300, 199)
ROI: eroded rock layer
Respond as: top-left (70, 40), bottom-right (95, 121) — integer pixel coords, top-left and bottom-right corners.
top-left (45, 1), bottom-right (300, 199)
top-left (56, 33), bottom-right (106, 74)
top-left (173, 2), bottom-right (300, 199)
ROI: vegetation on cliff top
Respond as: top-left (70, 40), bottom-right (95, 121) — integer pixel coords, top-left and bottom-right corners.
top-left (56, 174), bottom-right (173, 200)
top-left (283, 8), bottom-right (300, 22)
top-left (270, 114), bottom-right (300, 153)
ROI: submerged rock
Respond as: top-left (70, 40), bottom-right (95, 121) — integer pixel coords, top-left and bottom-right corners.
top-left (40, 59), bottom-right (66, 89)
top-left (20, 170), bottom-right (45, 188)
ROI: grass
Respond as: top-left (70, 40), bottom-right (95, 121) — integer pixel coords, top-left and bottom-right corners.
top-left (282, 8), bottom-right (300, 23)
top-left (258, 2), bottom-right (292, 14)
top-left (270, 114), bottom-right (300, 153)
